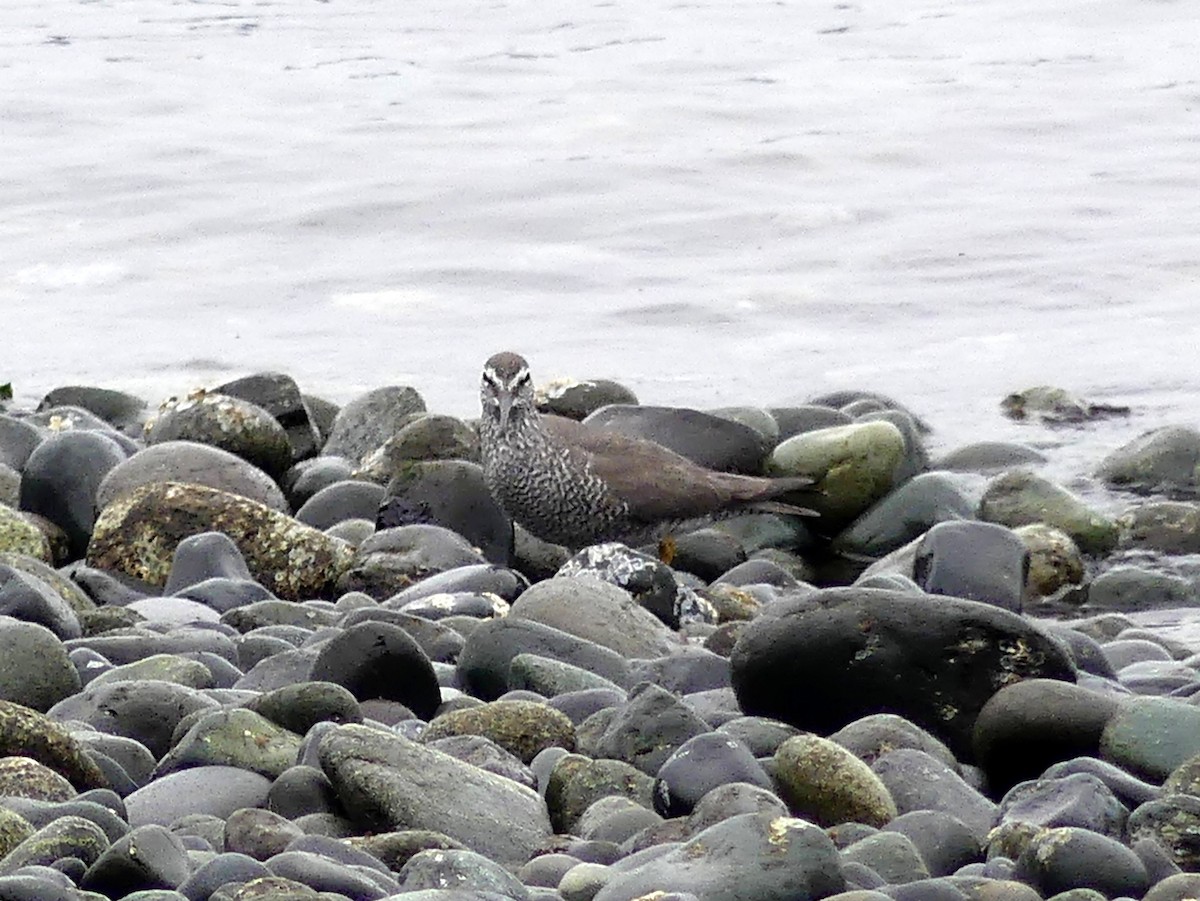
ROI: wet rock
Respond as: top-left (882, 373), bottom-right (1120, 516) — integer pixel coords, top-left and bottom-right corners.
top-left (978, 469), bottom-right (1118, 555)
top-left (459, 618), bottom-right (630, 701)
top-left (872, 749), bottom-right (998, 842)
top-left (88, 481), bottom-right (353, 600)
top-left (834, 473), bottom-right (976, 560)
top-left (1001, 386), bottom-right (1128, 423)
top-left (1014, 523), bottom-right (1084, 598)
top-left (318, 723), bottom-right (552, 869)
top-left (653, 731), bottom-right (772, 817)
top-left (321, 386), bottom-right (426, 463)
top-left (1084, 565), bottom-right (1200, 611)
top-left (932, 441), bottom-right (1048, 473)
top-left (422, 700), bottom-right (575, 764)
top-left (336, 524), bottom-right (486, 599)
top-left (768, 421), bottom-right (907, 526)
top-left (731, 586), bottom-right (1076, 761)
top-left (1013, 826), bottom-right (1148, 898)
top-left (592, 811), bottom-right (845, 901)
top-left (309, 619), bottom-right (441, 719)
top-left (145, 390), bottom-right (291, 480)
top-left (912, 520), bottom-right (1028, 612)
top-left (1101, 696), bottom-right (1200, 780)
top-left (772, 733), bottom-right (897, 828)
top-left (973, 679), bottom-right (1120, 794)
top-left (216, 371), bottom-right (322, 464)
top-left (154, 708), bottom-right (303, 779)
top-left (1117, 500), bottom-right (1200, 555)
top-left (80, 823), bottom-right (191, 897)
top-left (123, 765), bottom-right (272, 827)
top-left (1097, 425), bottom-right (1200, 496)
top-left (19, 430), bottom-right (128, 560)
top-left (0, 700), bottom-right (108, 791)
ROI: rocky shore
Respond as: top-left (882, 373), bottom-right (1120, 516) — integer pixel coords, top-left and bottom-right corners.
top-left (1, 368), bottom-right (1200, 901)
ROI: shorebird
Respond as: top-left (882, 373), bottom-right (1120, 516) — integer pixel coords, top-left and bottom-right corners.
top-left (478, 351), bottom-right (817, 549)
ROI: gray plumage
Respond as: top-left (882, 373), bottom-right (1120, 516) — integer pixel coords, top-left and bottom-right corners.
top-left (478, 351), bottom-right (817, 549)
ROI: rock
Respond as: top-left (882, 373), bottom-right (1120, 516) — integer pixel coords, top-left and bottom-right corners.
top-left (772, 733), bottom-right (897, 828)
top-left (162, 530), bottom-right (254, 594)
top-left (1101, 696), bottom-right (1200, 780)
top-left (0, 505), bottom-right (51, 561)
top-left (536, 377), bottom-right (638, 420)
top-left (88, 481), bottom-right (353, 600)
top-left (872, 749), bottom-right (998, 842)
top-left (178, 851), bottom-right (273, 900)
top-left (581, 682), bottom-right (710, 776)
top-left (1085, 565), bottom-right (1200, 611)
top-left (215, 371), bottom-right (322, 464)
top-left (973, 679), bottom-right (1120, 794)
top-left (357, 414), bottom-right (480, 477)
top-left (769, 405), bottom-right (853, 439)
top-left (318, 723), bottom-right (552, 869)
top-left (123, 766), bottom-right (272, 827)
top-left (285, 456), bottom-right (355, 509)
top-left (768, 421), bottom-right (907, 526)
top-left (223, 807), bottom-right (304, 860)
top-left (0, 700), bottom-right (107, 791)
top-left (556, 542), bottom-right (709, 630)
top-left (38, 386), bottom-right (148, 435)
top-left (1144, 874), bottom-right (1200, 901)
top-left (47, 679), bottom-right (220, 759)
top-left (998, 773), bottom-right (1128, 839)
top-left (0, 414), bottom-right (46, 471)
top-left (653, 731), bottom-right (772, 817)
top-left (376, 460), bottom-right (514, 567)
top-left (1013, 524), bottom-right (1085, 598)
top-left (459, 618), bottom-right (630, 701)
top-left (1001, 386), bottom-right (1128, 423)
top-left (97, 441), bottom-right (287, 512)
top-left (931, 441), bottom-right (1048, 473)
top-left (244, 681), bottom-right (362, 736)
top-left (0, 620), bottom-right (80, 711)
top-left (398, 847), bottom-right (530, 897)
top-left (912, 520), bottom-right (1028, 612)
top-left (145, 390), bottom-right (291, 480)
top-left (731, 587), bottom-right (1076, 761)
top-left (510, 655), bottom-right (626, 699)
top-left (1013, 826), bottom-right (1149, 898)
top-left (422, 700), bottom-right (575, 764)
top-left (295, 480), bottom-right (385, 530)
top-left (841, 830), bottom-right (929, 884)
top-left (336, 524), bottom-right (486, 599)
top-left (79, 823), bottom-right (191, 897)
top-left (592, 811), bottom-right (845, 901)
top-left (309, 620), bottom-right (441, 719)
top-left (1128, 794), bottom-right (1200, 871)
top-left (154, 708), bottom-right (303, 779)
top-left (828, 713), bottom-right (958, 771)
top-left (1096, 425), bottom-right (1200, 495)
top-left (883, 810), bottom-right (981, 877)
top-left (978, 469), bottom-right (1118, 555)
top-left (583, 405), bottom-right (771, 477)
top-left (0, 756), bottom-right (75, 801)
top-left (0, 813), bottom-right (107, 877)
top-left (322, 386), bottom-right (426, 463)
top-left (508, 577), bottom-right (677, 659)
top-left (544, 753), bottom-right (655, 834)
top-left (1117, 500), bottom-right (1200, 555)
top-left (18, 430), bottom-right (128, 560)
top-left (834, 473), bottom-right (976, 560)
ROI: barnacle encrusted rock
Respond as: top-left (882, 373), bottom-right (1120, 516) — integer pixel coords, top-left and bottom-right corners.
top-left (87, 481), bottom-right (353, 600)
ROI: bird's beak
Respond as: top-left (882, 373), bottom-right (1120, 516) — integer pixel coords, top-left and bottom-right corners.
top-left (497, 390), bottom-right (513, 430)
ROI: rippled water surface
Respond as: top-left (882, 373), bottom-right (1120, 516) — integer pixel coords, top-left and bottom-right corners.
top-left (4, 0), bottom-right (1199, 485)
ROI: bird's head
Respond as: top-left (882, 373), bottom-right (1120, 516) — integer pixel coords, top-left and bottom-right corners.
top-left (481, 351), bottom-right (535, 431)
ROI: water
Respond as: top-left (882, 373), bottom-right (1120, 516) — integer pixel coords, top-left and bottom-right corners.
top-left (4, 0), bottom-right (1199, 493)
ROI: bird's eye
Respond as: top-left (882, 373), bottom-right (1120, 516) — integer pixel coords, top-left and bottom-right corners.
top-left (514, 371), bottom-right (531, 388)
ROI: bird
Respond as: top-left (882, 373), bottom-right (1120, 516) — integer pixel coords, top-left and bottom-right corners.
top-left (478, 351), bottom-right (818, 550)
